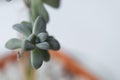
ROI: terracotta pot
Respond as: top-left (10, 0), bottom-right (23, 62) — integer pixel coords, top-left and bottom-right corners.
top-left (0, 50), bottom-right (99, 80)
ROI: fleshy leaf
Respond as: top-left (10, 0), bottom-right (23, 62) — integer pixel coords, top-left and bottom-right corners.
top-left (22, 40), bottom-right (35, 51)
top-left (13, 23), bottom-right (32, 37)
top-left (43, 0), bottom-right (60, 8)
top-left (37, 32), bottom-right (48, 42)
top-left (31, 48), bottom-right (43, 69)
top-left (47, 37), bottom-right (60, 50)
top-left (5, 38), bottom-right (23, 50)
top-left (27, 34), bottom-right (37, 44)
top-left (21, 21), bottom-right (32, 32)
top-left (36, 42), bottom-right (50, 50)
top-left (40, 50), bottom-right (50, 61)
top-left (33, 16), bottom-right (46, 35)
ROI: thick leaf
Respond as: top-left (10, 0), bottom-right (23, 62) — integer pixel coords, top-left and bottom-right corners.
top-left (5, 38), bottom-right (23, 50)
top-left (21, 21), bottom-right (32, 32)
top-left (31, 48), bottom-right (43, 69)
top-left (43, 0), bottom-right (60, 8)
top-left (37, 32), bottom-right (48, 42)
top-left (22, 40), bottom-right (35, 51)
top-left (28, 34), bottom-right (40, 44)
top-left (47, 37), bottom-right (60, 50)
top-left (13, 23), bottom-right (32, 37)
top-left (33, 16), bottom-right (46, 35)
top-left (40, 50), bottom-right (50, 61)
top-left (27, 34), bottom-right (37, 44)
top-left (36, 42), bottom-right (50, 50)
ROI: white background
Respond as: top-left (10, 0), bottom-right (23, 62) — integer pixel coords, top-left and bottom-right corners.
top-left (0, 0), bottom-right (120, 80)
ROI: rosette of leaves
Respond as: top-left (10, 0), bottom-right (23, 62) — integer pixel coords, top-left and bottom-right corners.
top-left (30, 0), bottom-right (60, 22)
top-left (5, 16), bottom-right (60, 69)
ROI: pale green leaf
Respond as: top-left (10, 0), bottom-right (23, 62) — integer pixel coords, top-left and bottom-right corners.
top-left (5, 38), bottom-right (23, 50)
top-left (43, 0), bottom-right (60, 8)
top-left (21, 21), bottom-right (32, 32)
top-left (37, 32), bottom-right (48, 42)
top-left (31, 48), bottom-right (43, 69)
top-left (33, 16), bottom-right (46, 35)
top-left (13, 23), bottom-right (32, 37)
top-left (36, 42), bottom-right (50, 50)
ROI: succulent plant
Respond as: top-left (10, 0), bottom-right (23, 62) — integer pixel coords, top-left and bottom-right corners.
top-left (5, 16), bottom-right (60, 69)
top-left (30, 0), bottom-right (60, 22)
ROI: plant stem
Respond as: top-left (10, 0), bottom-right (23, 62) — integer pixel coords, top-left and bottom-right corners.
top-left (30, 0), bottom-right (42, 22)
top-left (21, 0), bottom-right (39, 80)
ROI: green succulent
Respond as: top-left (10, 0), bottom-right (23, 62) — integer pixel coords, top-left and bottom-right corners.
top-left (5, 16), bottom-right (60, 69)
top-left (30, 0), bottom-right (60, 22)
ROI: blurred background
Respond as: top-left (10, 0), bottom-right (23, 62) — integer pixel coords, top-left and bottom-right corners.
top-left (0, 0), bottom-right (120, 80)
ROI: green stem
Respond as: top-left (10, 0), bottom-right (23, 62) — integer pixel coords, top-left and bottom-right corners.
top-left (30, 0), bottom-right (41, 22)
top-left (23, 0), bottom-right (39, 80)
top-left (30, 0), bottom-right (49, 22)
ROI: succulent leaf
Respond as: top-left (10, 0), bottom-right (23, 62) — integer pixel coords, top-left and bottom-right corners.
top-left (37, 32), bottom-right (48, 42)
top-left (43, 0), bottom-right (60, 8)
top-left (31, 48), bottom-right (43, 69)
top-left (36, 42), bottom-right (50, 50)
top-left (27, 34), bottom-right (37, 44)
top-left (40, 50), bottom-right (50, 61)
top-left (22, 40), bottom-right (35, 51)
top-left (21, 21), bottom-right (32, 32)
top-left (33, 16), bottom-right (46, 35)
top-left (47, 37), bottom-right (60, 50)
top-left (13, 23), bottom-right (32, 37)
top-left (5, 38), bottom-right (23, 50)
